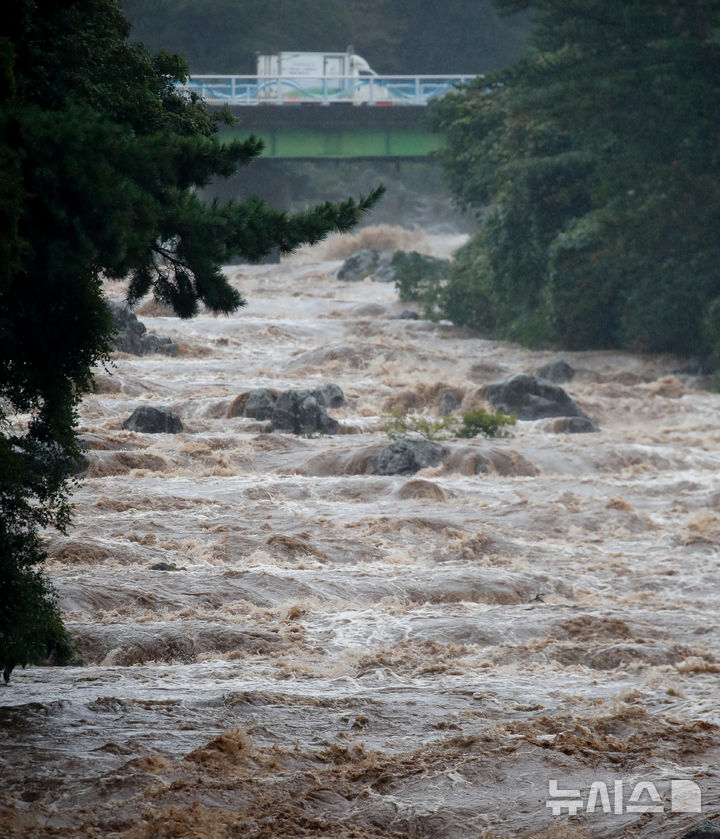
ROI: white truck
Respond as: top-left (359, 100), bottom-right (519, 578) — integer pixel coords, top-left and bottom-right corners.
top-left (255, 49), bottom-right (378, 103)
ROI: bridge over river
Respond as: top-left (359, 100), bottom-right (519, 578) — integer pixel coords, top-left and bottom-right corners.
top-left (181, 74), bottom-right (478, 159)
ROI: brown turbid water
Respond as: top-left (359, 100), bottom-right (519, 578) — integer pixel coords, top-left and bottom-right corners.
top-left (1, 227), bottom-right (719, 839)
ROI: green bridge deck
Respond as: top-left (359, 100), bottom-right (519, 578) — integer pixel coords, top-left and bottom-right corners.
top-left (216, 104), bottom-right (441, 159)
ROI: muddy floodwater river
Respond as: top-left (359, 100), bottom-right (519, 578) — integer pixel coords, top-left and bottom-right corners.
top-left (2, 228), bottom-right (720, 839)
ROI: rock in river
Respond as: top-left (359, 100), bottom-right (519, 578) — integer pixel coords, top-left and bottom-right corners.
top-left (535, 359), bottom-right (575, 383)
top-left (485, 373), bottom-right (585, 421)
top-left (270, 389), bottom-right (339, 435)
top-left (312, 383), bottom-right (345, 408)
top-left (370, 437), bottom-right (445, 475)
top-left (108, 301), bottom-right (177, 356)
top-left (337, 249), bottom-right (394, 282)
top-left (243, 388), bottom-right (278, 420)
top-left (122, 406), bottom-right (183, 434)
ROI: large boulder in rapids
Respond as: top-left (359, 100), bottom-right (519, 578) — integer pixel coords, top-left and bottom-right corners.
top-left (312, 383), bottom-right (345, 408)
top-left (232, 384), bottom-right (344, 423)
top-left (484, 373), bottom-right (585, 421)
top-left (370, 436), bottom-right (445, 476)
top-left (122, 406), bottom-right (183, 434)
top-left (337, 249), bottom-right (394, 282)
top-left (241, 384), bottom-right (344, 426)
top-left (270, 389), bottom-right (339, 435)
top-left (243, 388), bottom-right (278, 420)
top-left (535, 359), bottom-right (575, 383)
top-left (107, 301), bottom-right (177, 356)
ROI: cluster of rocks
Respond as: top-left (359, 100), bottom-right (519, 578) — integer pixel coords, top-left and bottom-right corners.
top-left (108, 301), bottom-right (177, 356)
top-left (366, 361), bottom-right (597, 477)
top-left (268, 389), bottom-right (339, 435)
top-left (337, 250), bottom-right (396, 283)
top-left (337, 249), bottom-right (449, 285)
top-left (119, 384), bottom-right (347, 437)
top-left (117, 360), bottom-right (599, 481)
top-left (241, 384), bottom-right (345, 435)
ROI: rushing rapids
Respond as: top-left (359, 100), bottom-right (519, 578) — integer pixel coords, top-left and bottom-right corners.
top-left (1, 227), bottom-right (719, 838)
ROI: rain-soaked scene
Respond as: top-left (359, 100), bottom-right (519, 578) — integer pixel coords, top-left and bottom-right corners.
top-left (2, 1), bottom-right (720, 838)
top-left (3, 222), bottom-right (720, 837)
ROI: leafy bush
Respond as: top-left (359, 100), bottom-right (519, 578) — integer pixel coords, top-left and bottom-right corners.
top-left (0, 434), bottom-right (81, 681)
top-left (382, 408), bottom-right (515, 441)
top-left (382, 410), bottom-right (455, 441)
top-left (0, 532), bottom-right (81, 682)
top-left (440, 240), bottom-right (498, 334)
top-left (391, 250), bottom-right (449, 319)
top-left (429, 2), bottom-right (720, 361)
top-left (457, 408), bottom-right (516, 438)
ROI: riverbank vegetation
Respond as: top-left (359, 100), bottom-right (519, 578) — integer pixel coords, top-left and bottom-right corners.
top-left (120, 0), bottom-right (529, 75)
top-left (429, 1), bottom-right (720, 362)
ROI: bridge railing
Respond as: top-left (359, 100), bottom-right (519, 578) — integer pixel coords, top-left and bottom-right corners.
top-left (177, 75), bottom-right (478, 106)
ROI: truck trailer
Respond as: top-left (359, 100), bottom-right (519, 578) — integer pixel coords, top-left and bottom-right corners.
top-left (255, 50), bottom-right (378, 103)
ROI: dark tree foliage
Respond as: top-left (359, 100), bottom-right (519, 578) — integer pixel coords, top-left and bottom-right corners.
top-left (378, 0), bottom-right (529, 74)
top-left (120, 0), bottom-right (529, 74)
top-left (120, 0), bottom-right (355, 76)
top-left (431, 0), bottom-right (720, 355)
top-left (0, 0), bottom-right (382, 680)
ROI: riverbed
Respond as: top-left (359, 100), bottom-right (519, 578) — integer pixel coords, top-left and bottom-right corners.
top-left (1, 228), bottom-right (719, 838)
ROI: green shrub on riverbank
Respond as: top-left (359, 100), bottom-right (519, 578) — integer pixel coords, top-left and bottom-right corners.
top-left (430, 1), bottom-right (720, 362)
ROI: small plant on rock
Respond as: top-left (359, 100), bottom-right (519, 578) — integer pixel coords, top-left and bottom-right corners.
top-left (457, 408), bottom-right (516, 438)
top-left (382, 408), bottom-right (515, 441)
top-left (382, 410), bottom-right (455, 441)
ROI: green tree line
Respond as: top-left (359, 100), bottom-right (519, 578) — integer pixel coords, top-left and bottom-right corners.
top-left (429, 0), bottom-right (720, 359)
top-left (0, 0), bottom-right (381, 680)
top-left (119, 0), bottom-right (529, 74)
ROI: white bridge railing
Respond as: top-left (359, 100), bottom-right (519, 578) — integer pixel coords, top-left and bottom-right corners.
top-left (178, 74), bottom-right (477, 106)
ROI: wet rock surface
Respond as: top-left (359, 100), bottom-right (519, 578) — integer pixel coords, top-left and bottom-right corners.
top-left (237, 385), bottom-right (345, 430)
top-left (122, 405), bottom-right (183, 433)
top-left (270, 389), bottom-right (339, 435)
top-left (243, 387), bottom-right (278, 420)
top-left (312, 382), bottom-right (345, 408)
top-left (370, 436), bottom-right (445, 475)
top-left (108, 300), bottom-right (177, 356)
top-left (485, 372), bottom-right (587, 420)
top-left (536, 358), bottom-right (575, 383)
top-left (337, 248), bottom-right (394, 282)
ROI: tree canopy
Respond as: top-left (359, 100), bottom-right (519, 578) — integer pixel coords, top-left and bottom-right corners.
top-left (120, 0), bottom-right (529, 75)
top-left (0, 0), bottom-right (382, 679)
top-left (430, 0), bottom-right (720, 357)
